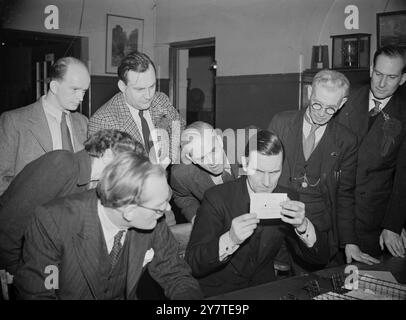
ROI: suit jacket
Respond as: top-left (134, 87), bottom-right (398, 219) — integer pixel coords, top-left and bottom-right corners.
top-left (0, 149), bottom-right (91, 274)
top-left (337, 85), bottom-right (406, 234)
top-left (170, 162), bottom-right (240, 222)
top-left (269, 109), bottom-right (358, 255)
top-left (185, 177), bottom-right (329, 297)
top-left (88, 92), bottom-right (186, 163)
top-left (14, 190), bottom-right (202, 300)
top-left (0, 99), bottom-right (88, 195)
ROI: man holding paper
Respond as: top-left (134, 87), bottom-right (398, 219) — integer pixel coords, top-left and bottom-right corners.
top-left (269, 69), bottom-right (379, 266)
top-left (185, 130), bottom-right (330, 297)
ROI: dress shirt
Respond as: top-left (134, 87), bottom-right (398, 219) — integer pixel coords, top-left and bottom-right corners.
top-left (97, 201), bottom-right (127, 253)
top-left (42, 96), bottom-right (75, 151)
top-left (368, 91), bottom-right (392, 112)
top-left (303, 108), bottom-right (327, 147)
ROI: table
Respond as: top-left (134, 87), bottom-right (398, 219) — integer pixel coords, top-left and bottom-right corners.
top-left (208, 255), bottom-right (406, 300)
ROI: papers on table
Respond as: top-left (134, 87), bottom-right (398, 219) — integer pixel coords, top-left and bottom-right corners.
top-left (249, 193), bottom-right (287, 219)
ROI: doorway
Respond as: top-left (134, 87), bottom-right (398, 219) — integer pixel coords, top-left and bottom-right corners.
top-left (0, 28), bottom-right (89, 116)
top-left (169, 37), bottom-right (216, 126)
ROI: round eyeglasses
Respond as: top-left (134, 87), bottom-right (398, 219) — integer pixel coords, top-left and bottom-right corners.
top-left (311, 103), bottom-right (337, 115)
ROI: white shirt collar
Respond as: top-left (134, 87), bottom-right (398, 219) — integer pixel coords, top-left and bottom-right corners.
top-left (369, 91), bottom-right (392, 112)
top-left (97, 200), bottom-right (127, 247)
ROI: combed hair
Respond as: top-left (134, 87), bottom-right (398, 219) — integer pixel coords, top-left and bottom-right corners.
top-left (312, 69), bottom-right (350, 97)
top-left (118, 51), bottom-right (156, 83)
top-left (373, 45), bottom-right (406, 73)
top-left (84, 129), bottom-right (146, 158)
top-left (97, 152), bottom-right (165, 208)
top-left (49, 57), bottom-right (88, 81)
top-left (244, 130), bottom-right (283, 157)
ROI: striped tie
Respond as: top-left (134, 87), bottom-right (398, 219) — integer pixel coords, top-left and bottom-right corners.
top-left (110, 230), bottom-right (125, 270)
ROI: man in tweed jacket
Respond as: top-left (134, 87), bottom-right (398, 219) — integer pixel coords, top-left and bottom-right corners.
top-left (89, 52), bottom-right (185, 165)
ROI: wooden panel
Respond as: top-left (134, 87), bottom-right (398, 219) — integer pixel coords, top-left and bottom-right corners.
top-left (216, 73), bottom-right (300, 130)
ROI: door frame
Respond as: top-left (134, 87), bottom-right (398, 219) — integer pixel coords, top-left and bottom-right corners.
top-left (169, 37), bottom-right (215, 124)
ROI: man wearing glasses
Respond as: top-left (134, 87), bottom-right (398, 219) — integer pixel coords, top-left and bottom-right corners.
top-left (14, 152), bottom-right (202, 299)
top-left (337, 46), bottom-right (406, 258)
top-left (269, 69), bottom-right (379, 270)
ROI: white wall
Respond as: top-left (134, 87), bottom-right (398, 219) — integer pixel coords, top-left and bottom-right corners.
top-left (3, 0), bottom-right (156, 76)
top-left (156, 0), bottom-right (406, 78)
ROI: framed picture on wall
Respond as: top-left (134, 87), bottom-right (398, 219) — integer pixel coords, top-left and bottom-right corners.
top-left (105, 14), bottom-right (144, 74)
top-left (377, 10), bottom-right (406, 49)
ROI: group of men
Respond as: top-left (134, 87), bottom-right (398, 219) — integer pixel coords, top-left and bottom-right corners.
top-left (0, 46), bottom-right (405, 299)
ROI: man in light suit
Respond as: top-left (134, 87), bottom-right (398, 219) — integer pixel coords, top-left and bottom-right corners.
top-left (88, 51), bottom-right (186, 166)
top-left (170, 121), bottom-right (239, 223)
top-left (0, 57), bottom-right (89, 195)
top-left (14, 152), bottom-right (202, 300)
top-left (0, 129), bottom-right (143, 275)
top-left (269, 69), bottom-right (379, 267)
top-left (337, 46), bottom-right (406, 258)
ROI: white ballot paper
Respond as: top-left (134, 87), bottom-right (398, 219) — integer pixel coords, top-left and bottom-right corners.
top-left (250, 193), bottom-right (287, 219)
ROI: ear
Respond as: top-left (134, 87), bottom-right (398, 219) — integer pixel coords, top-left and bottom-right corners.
top-left (307, 85), bottom-right (313, 101)
top-left (121, 206), bottom-right (134, 222)
top-left (118, 80), bottom-right (127, 93)
top-left (400, 73), bottom-right (406, 86)
top-left (370, 63), bottom-right (374, 78)
top-left (49, 80), bottom-right (58, 94)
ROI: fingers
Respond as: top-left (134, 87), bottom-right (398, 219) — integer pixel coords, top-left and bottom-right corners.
top-left (345, 251), bottom-right (352, 264)
top-left (379, 234), bottom-right (384, 251)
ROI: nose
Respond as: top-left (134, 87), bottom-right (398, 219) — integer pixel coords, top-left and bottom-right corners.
top-left (263, 172), bottom-right (270, 187)
top-left (76, 90), bottom-right (85, 102)
top-left (379, 76), bottom-right (387, 88)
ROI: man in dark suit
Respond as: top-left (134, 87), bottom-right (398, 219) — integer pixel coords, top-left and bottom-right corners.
top-left (170, 121), bottom-right (239, 223)
top-left (269, 69), bottom-right (379, 267)
top-left (0, 129), bottom-right (143, 275)
top-left (0, 57), bottom-right (90, 195)
top-left (88, 51), bottom-right (186, 166)
top-left (337, 46), bottom-right (406, 258)
top-left (185, 130), bottom-right (330, 297)
top-left (14, 152), bottom-right (202, 300)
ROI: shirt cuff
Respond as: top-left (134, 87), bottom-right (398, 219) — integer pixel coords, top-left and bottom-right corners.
top-left (219, 231), bottom-right (240, 261)
top-left (295, 218), bottom-right (317, 248)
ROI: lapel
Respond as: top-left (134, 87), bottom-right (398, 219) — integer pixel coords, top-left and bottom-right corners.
top-left (27, 100), bottom-right (53, 152)
top-left (319, 121), bottom-right (340, 182)
top-left (70, 114), bottom-right (84, 151)
top-left (283, 110), bottom-right (305, 177)
top-left (346, 86), bottom-right (370, 141)
top-left (73, 194), bottom-right (105, 299)
top-left (149, 95), bottom-right (161, 127)
top-left (126, 231), bottom-right (151, 298)
top-left (115, 93), bottom-right (143, 143)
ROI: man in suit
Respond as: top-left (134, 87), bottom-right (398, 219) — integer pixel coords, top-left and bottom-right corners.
top-left (14, 152), bottom-right (202, 300)
top-left (269, 69), bottom-right (379, 267)
top-left (185, 130), bottom-right (330, 297)
top-left (88, 51), bottom-right (186, 166)
top-left (0, 129), bottom-right (143, 275)
top-left (0, 57), bottom-right (90, 195)
top-left (170, 121), bottom-right (239, 223)
top-left (337, 46), bottom-right (406, 258)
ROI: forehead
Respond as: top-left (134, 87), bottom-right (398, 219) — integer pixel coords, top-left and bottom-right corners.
top-left (62, 64), bottom-right (90, 87)
top-left (141, 174), bottom-right (169, 204)
top-left (248, 151), bottom-right (282, 172)
top-left (126, 66), bottom-right (156, 87)
top-left (312, 84), bottom-right (343, 106)
top-left (374, 55), bottom-right (405, 75)
top-left (191, 130), bottom-right (222, 157)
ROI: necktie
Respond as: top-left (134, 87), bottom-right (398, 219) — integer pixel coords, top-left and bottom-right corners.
top-left (368, 99), bottom-right (382, 130)
top-left (110, 230), bottom-right (125, 270)
top-left (139, 110), bottom-right (153, 154)
top-left (61, 112), bottom-right (74, 152)
top-left (303, 118), bottom-right (320, 161)
top-left (221, 170), bottom-right (233, 183)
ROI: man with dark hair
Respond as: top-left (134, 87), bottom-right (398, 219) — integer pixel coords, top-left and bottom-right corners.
top-left (89, 51), bottom-right (185, 166)
top-left (14, 152), bottom-right (202, 300)
top-left (0, 129), bottom-right (143, 274)
top-left (0, 57), bottom-right (90, 195)
top-left (185, 130), bottom-right (330, 297)
top-left (269, 69), bottom-right (379, 268)
top-left (337, 45), bottom-right (406, 258)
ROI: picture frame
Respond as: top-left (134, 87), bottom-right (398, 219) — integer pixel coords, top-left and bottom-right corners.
top-left (377, 10), bottom-right (406, 49)
top-left (105, 14), bottom-right (144, 74)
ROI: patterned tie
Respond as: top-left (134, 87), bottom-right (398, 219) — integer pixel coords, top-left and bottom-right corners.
top-left (139, 110), bottom-right (154, 154)
top-left (303, 117), bottom-right (320, 161)
top-left (369, 99), bottom-right (382, 130)
top-left (61, 112), bottom-right (74, 152)
top-left (110, 230), bottom-right (125, 270)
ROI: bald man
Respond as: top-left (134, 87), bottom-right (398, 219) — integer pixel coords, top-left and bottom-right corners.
top-left (0, 57), bottom-right (90, 195)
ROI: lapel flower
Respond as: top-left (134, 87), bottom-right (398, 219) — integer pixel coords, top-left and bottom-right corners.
top-left (155, 114), bottom-right (171, 131)
top-left (380, 110), bottom-right (402, 156)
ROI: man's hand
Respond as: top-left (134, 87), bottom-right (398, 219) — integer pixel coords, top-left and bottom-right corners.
top-left (379, 229), bottom-right (405, 258)
top-left (229, 213), bottom-right (259, 245)
top-left (280, 200), bottom-right (306, 229)
top-left (345, 244), bottom-right (380, 265)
